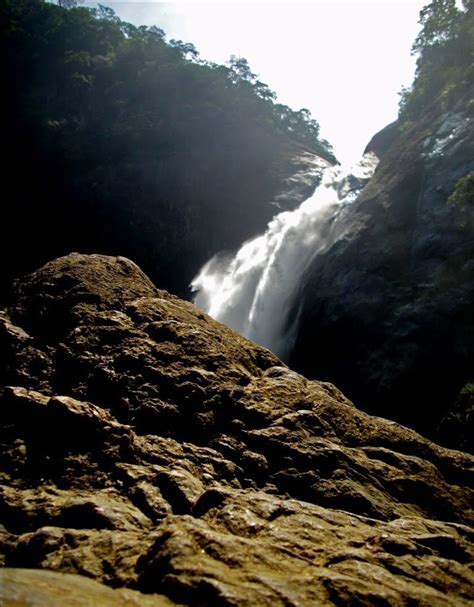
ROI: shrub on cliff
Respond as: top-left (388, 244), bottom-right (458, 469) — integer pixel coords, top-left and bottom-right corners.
top-left (438, 381), bottom-right (474, 452)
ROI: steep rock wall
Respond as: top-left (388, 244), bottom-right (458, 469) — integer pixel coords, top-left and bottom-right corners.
top-left (290, 100), bottom-right (474, 449)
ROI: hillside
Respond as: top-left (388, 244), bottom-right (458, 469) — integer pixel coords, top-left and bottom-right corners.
top-left (0, 0), bottom-right (334, 299)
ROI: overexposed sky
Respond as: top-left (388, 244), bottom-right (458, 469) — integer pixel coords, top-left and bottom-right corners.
top-left (91, 1), bottom-right (427, 163)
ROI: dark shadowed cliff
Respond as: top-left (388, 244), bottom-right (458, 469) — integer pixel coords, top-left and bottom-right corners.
top-left (290, 99), bottom-right (474, 449)
top-left (1, 253), bottom-right (473, 605)
top-left (289, 1), bottom-right (474, 449)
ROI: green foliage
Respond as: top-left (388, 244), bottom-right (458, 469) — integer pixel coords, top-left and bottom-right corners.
top-left (448, 170), bottom-right (474, 208)
top-left (2, 0), bottom-right (335, 156)
top-left (399, 0), bottom-right (474, 121)
top-left (459, 381), bottom-right (474, 399)
top-left (447, 171), bottom-right (474, 231)
top-left (412, 0), bottom-right (461, 55)
top-left (438, 380), bottom-right (474, 452)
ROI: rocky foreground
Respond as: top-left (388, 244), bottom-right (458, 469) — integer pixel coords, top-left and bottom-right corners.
top-left (0, 253), bottom-right (473, 606)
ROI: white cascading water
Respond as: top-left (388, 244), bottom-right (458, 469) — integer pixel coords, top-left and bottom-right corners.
top-left (191, 152), bottom-right (379, 358)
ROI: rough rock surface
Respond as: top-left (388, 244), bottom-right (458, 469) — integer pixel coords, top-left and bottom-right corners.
top-left (1, 253), bottom-right (473, 605)
top-left (0, 568), bottom-right (176, 606)
top-left (290, 100), bottom-right (474, 447)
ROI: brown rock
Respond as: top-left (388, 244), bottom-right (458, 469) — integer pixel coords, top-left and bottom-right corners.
top-left (137, 488), bottom-right (474, 606)
top-left (0, 568), bottom-right (176, 606)
top-left (0, 253), bottom-right (473, 605)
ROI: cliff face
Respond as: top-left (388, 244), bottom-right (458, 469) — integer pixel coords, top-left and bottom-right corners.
top-left (290, 101), bottom-right (474, 449)
top-left (1, 254), bottom-right (473, 605)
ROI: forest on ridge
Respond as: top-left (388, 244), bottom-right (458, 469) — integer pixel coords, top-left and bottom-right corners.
top-left (1, 0), bottom-right (335, 298)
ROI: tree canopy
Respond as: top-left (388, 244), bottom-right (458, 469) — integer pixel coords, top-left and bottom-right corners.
top-left (412, 0), bottom-right (462, 55)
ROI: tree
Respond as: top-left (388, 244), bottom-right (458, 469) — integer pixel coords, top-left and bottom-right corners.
top-left (412, 0), bottom-right (461, 56)
top-left (58, 0), bottom-right (84, 7)
top-left (227, 55), bottom-right (257, 83)
top-left (399, 0), bottom-right (472, 120)
top-left (95, 4), bottom-right (120, 22)
top-left (254, 80), bottom-right (277, 102)
top-left (148, 25), bottom-right (165, 40)
top-left (169, 39), bottom-right (199, 60)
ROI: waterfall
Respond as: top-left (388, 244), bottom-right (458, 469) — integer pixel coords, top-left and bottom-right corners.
top-left (191, 152), bottom-right (379, 358)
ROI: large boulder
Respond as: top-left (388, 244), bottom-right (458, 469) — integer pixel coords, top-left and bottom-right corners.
top-left (1, 253), bottom-right (473, 605)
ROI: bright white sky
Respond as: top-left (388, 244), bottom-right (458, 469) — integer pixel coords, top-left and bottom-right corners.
top-left (90, 1), bottom-right (427, 164)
